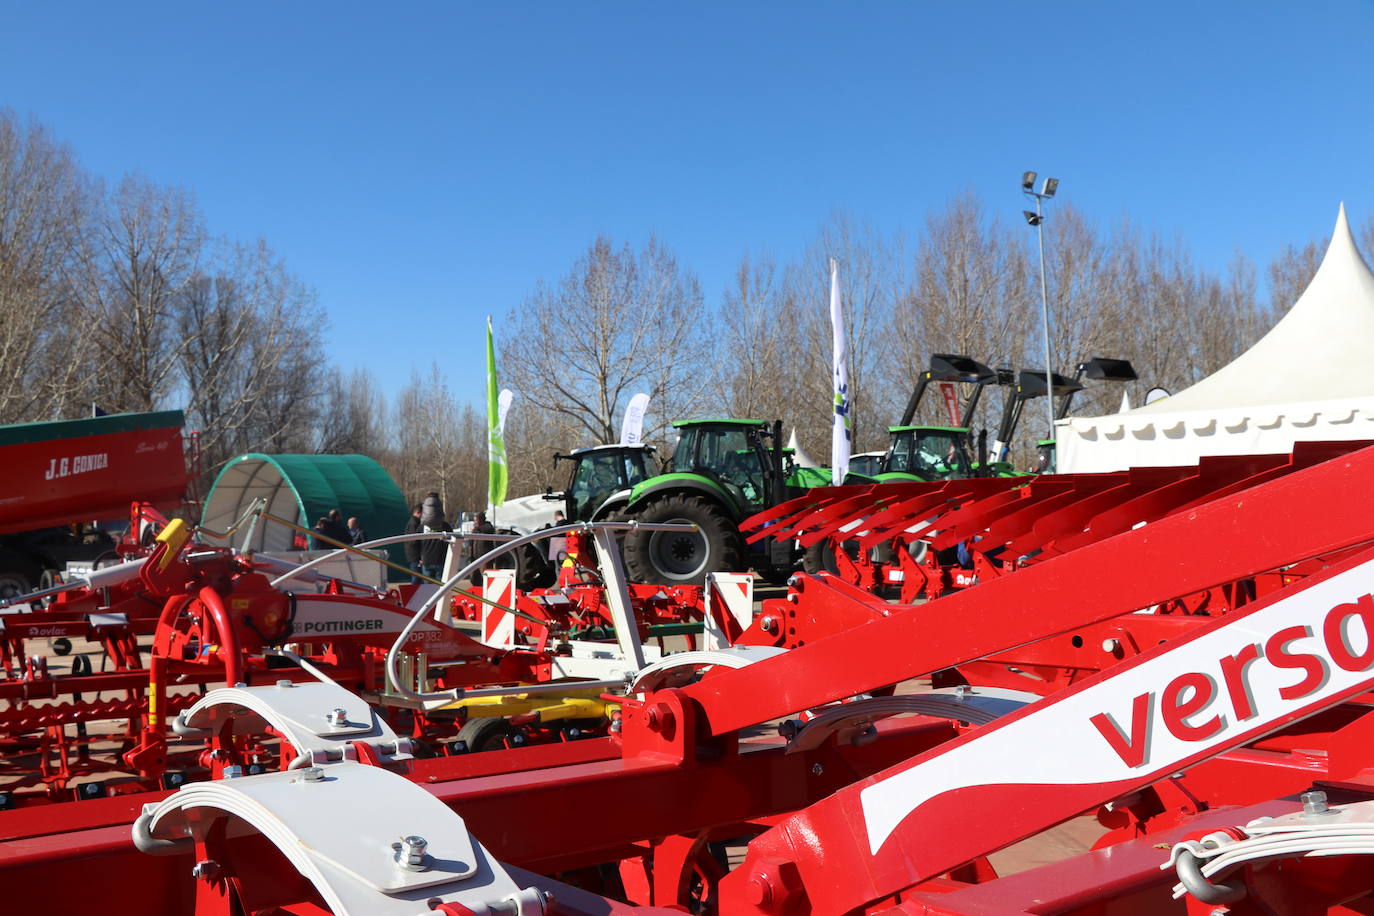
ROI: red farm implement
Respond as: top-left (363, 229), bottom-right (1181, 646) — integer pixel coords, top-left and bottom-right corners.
top-left (750, 439), bottom-right (1370, 607)
top-left (0, 507), bottom-right (735, 802)
top-left (7, 444), bottom-right (1374, 914)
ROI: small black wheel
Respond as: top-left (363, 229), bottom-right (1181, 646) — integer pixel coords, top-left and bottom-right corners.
top-left (455, 717), bottom-right (513, 753)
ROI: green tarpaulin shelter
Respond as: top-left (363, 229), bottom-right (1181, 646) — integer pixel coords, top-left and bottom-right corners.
top-left (200, 454), bottom-right (409, 568)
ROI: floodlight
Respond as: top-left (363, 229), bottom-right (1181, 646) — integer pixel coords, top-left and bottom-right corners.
top-left (1041, 177), bottom-right (1059, 198)
top-left (1022, 171), bottom-right (1037, 191)
top-left (1022, 210), bottom-right (1041, 226)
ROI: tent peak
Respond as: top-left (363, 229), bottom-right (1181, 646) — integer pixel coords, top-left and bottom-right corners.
top-left (1310, 202), bottom-right (1374, 299)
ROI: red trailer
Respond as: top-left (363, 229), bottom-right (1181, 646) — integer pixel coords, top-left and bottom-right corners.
top-left (0, 409), bottom-right (190, 596)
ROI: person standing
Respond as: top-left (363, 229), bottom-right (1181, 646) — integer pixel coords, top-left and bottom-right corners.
top-left (404, 505), bottom-right (424, 582)
top-left (467, 510), bottom-right (497, 585)
top-left (311, 517), bottom-right (333, 550)
top-left (347, 517), bottom-right (367, 545)
top-left (420, 493), bottom-right (452, 581)
top-left (319, 509), bottom-right (350, 545)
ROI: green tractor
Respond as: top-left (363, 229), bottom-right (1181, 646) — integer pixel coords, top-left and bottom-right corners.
top-left (872, 425), bottom-right (978, 482)
top-left (615, 418), bottom-right (800, 585)
top-left (550, 443), bottom-right (661, 524)
top-left (878, 354), bottom-right (1013, 480)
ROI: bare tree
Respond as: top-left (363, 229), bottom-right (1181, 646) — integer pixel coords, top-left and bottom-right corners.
top-left (504, 401), bottom-right (584, 498)
top-left (391, 365), bottom-right (484, 513)
top-left (175, 239), bottom-right (327, 480)
top-left (0, 111), bottom-right (93, 423)
top-left (779, 213), bottom-right (902, 459)
top-left (1265, 237), bottom-right (1324, 319)
top-left (895, 194), bottom-right (1034, 431)
top-left (713, 252), bottom-right (798, 421)
top-left (503, 236), bottom-right (712, 447)
top-left (317, 367), bottom-right (387, 456)
top-left (74, 174), bottom-right (205, 413)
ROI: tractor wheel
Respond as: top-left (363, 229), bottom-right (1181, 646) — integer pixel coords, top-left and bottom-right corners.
top-left (802, 537), bottom-right (860, 578)
top-left (623, 495), bottom-right (742, 586)
top-left (455, 717), bottom-right (513, 753)
top-left (515, 541), bottom-right (554, 591)
top-left (802, 539), bottom-right (840, 576)
top-left (0, 551), bottom-right (40, 602)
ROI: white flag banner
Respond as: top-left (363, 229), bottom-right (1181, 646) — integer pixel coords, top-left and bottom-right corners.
top-left (620, 392), bottom-right (650, 445)
top-left (498, 388), bottom-right (514, 434)
top-left (1119, 389), bottom-right (1132, 413)
top-left (830, 258), bottom-right (851, 484)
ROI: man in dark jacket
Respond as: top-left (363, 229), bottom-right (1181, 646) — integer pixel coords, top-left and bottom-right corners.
top-left (420, 497), bottom-right (452, 581)
top-left (317, 508), bottom-right (350, 545)
top-left (404, 505), bottom-right (424, 582)
top-left (466, 511), bottom-right (497, 585)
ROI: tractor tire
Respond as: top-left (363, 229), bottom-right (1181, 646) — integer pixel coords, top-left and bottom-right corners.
top-left (802, 537), bottom-right (860, 578)
top-left (802, 539), bottom-right (840, 576)
top-left (622, 495), bottom-right (742, 586)
top-left (515, 542), bottom-right (554, 591)
top-left (455, 717), bottom-right (513, 753)
top-left (0, 550), bottom-right (40, 602)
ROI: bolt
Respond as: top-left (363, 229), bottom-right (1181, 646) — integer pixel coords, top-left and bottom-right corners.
top-left (275, 679), bottom-right (293, 688)
top-left (190, 859), bottom-right (219, 880)
top-left (539, 889), bottom-right (556, 912)
top-left (786, 592), bottom-right (798, 604)
top-left (327, 707), bottom-right (348, 726)
top-left (645, 703), bottom-right (673, 731)
top-left (609, 719), bottom-right (622, 733)
top-left (746, 874), bottom-right (773, 907)
top-left (811, 762), bottom-right (824, 776)
top-left (222, 765), bottom-right (244, 779)
top-left (954, 684), bottom-right (972, 696)
top-left (1101, 638), bottom-right (1120, 653)
top-left (300, 766), bottom-right (325, 783)
top-left (1302, 790), bottom-right (1330, 815)
top-left (393, 834), bottom-right (429, 869)
top-left (759, 616), bottom-right (776, 634)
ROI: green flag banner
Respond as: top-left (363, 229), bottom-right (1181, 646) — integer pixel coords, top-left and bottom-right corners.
top-left (486, 316), bottom-right (508, 508)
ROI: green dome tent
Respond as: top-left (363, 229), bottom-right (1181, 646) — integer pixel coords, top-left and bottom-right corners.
top-left (200, 454), bottom-right (409, 571)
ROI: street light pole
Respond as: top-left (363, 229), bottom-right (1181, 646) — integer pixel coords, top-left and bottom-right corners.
top-left (1022, 172), bottom-right (1059, 448)
top-left (1033, 193), bottom-right (1053, 446)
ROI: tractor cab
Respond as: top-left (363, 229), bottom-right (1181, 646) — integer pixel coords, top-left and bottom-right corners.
top-left (553, 445), bottom-right (659, 522)
top-left (879, 426), bottom-right (977, 481)
top-left (669, 419), bottom-right (780, 513)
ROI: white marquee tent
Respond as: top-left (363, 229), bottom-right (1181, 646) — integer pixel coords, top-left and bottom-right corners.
top-left (1058, 205), bottom-right (1374, 473)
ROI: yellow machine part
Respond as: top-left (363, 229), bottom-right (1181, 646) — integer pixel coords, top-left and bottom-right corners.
top-left (438, 687), bottom-right (619, 724)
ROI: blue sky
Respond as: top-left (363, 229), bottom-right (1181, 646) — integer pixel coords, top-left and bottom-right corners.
top-left (4, 2), bottom-right (1372, 408)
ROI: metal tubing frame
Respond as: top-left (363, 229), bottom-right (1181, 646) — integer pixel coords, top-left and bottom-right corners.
top-left (384, 521), bottom-right (694, 704)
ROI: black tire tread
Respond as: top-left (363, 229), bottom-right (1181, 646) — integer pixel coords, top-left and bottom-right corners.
top-left (622, 494), bottom-right (743, 585)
